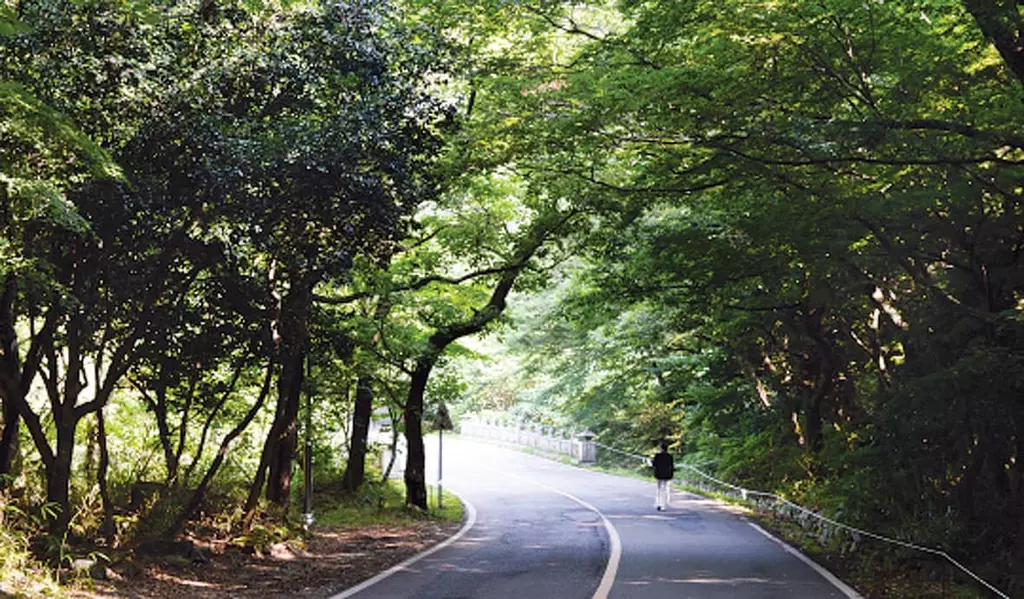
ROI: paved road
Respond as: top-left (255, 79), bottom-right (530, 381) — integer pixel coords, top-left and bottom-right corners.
top-left (334, 436), bottom-right (859, 599)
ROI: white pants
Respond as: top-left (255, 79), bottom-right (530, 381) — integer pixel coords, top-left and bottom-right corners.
top-left (655, 479), bottom-right (671, 509)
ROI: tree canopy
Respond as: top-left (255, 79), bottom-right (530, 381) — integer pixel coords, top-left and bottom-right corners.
top-left (1, 0), bottom-right (1022, 594)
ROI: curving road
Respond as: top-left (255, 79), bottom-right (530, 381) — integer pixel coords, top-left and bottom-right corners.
top-left (333, 436), bottom-right (861, 599)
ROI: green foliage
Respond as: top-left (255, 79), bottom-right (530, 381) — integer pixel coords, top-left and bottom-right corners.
top-left (438, 0), bottom-right (1024, 592)
top-left (0, 526), bottom-right (62, 597)
top-left (1, 0), bottom-right (1022, 593)
top-left (0, 5), bottom-right (29, 38)
top-left (0, 494), bottom-right (64, 596)
top-left (0, 81), bottom-right (120, 180)
top-left (314, 477), bottom-right (462, 527)
top-left (231, 523), bottom-right (291, 557)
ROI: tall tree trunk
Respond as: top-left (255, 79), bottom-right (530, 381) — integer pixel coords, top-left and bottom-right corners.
top-left (243, 358), bottom-right (277, 531)
top-left (242, 454), bottom-right (270, 532)
top-left (155, 385), bottom-right (178, 486)
top-left (404, 362), bottom-right (433, 509)
top-left (36, 318), bottom-right (135, 540)
top-left (265, 345), bottom-right (303, 507)
top-left (0, 276), bottom-right (21, 478)
top-left (342, 376), bottom-right (373, 492)
top-left (342, 298), bottom-right (390, 493)
top-left (171, 364), bottom-right (273, 536)
top-left (381, 403), bottom-right (401, 482)
top-left (47, 421), bottom-right (76, 538)
top-left (0, 389), bottom-right (18, 480)
top-left (264, 274), bottom-right (315, 509)
top-left (800, 308), bottom-right (837, 454)
top-left (399, 211), bottom-right (568, 509)
top-left (802, 392), bottom-right (825, 454)
top-left (0, 198), bottom-right (15, 477)
top-left (130, 377), bottom-right (180, 486)
top-left (962, 0), bottom-right (1024, 86)
top-left (1016, 428), bottom-right (1024, 559)
top-left (96, 409), bottom-right (115, 544)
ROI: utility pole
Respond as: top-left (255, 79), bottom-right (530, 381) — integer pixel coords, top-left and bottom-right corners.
top-left (438, 425), bottom-right (443, 509)
top-left (302, 354), bottom-right (314, 528)
top-left (436, 402), bottom-right (452, 510)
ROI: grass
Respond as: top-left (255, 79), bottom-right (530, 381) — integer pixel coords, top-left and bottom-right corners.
top-left (0, 521), bottom-right (66, 598)
top-left (312, 478), bottom-right (463, 529)
top-left (0, 467), bottom-right (466, 598)
top-left (750, 514), bottom-right (984, 598)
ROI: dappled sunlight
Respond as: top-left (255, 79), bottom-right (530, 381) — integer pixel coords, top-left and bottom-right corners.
top-left (247, 563), bottom-right (290, 573)
top-left (673, 497), bottom-right (720, 506)
top-left (619, 575), bottom-right (778, 586)
top-left (671, 496), bottom-right (750, 515)
top-left (83, 521), bottom-right (465, 598)
top-left (606, 513), bottom-right (675, 520)
top-left (715, 503), bottom-right (750, 515)
top-left (151, 571), bottom-right (243, 590)
top-left (662, 576), bottom-right (776, 585)
top-left (435, 562), bottom-right (489, 574)
top-left (455, 535), bottom-right (493, 547)
top-left (314, 551), bottom-right (369, 559)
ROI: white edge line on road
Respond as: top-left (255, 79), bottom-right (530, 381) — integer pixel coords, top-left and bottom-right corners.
top-left (513, 476), bottom-right (622, 599)
top-left (746, 521), bottom-right (864, 599)
top-left (329, 489), bottom-right (478, 599)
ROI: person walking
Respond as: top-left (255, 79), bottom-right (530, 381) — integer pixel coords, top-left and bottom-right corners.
top-left (652, 440), bottom-right (674, 511)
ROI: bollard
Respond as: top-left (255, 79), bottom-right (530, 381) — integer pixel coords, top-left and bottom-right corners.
top-left (577, 430), bottom-right (597, 464)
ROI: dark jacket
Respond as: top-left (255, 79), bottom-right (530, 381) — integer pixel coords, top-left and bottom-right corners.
top-left (653, 451), bottom-right (674, 480)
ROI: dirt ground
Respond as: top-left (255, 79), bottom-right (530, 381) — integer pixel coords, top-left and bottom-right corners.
top-left (70, 521), bottom-right (461, 599)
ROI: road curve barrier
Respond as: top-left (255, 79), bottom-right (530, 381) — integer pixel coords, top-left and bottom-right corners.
top-left (459, 417), bottom-right (597, 463)
top-left (590, 440), bottom-right (1010, 599)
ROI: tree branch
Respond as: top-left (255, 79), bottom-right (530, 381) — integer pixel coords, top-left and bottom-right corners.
top-left (962, 0), bottom-right (1024, 86)
top-left (713, 142), bottom-right (1024, 167)
top-left (314, 264), bottom-right (526, 305)
top-left (549, 166), bottom-right (729, 195)
top-left (522, 5), bottom-right (663, 70)
top-left (724, 302), bottom-right (803, 312)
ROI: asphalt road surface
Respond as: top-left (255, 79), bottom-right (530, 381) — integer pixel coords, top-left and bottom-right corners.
top-left (333, 436), bottom-right (860, 599)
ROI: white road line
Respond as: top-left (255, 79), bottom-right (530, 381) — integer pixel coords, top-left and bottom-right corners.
top-left (329, 489), bottom-right (478, 599)
top-left (508, 474), bottom-right (622, 599)
top-left (746, 521), bottom-right (864, 599)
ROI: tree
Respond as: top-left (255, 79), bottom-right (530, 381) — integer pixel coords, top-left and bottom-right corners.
top-left (211, 0), bottom-right (453, 510)
top-left (963, 0), bottom-right (1024, 84)
top-left (316, 165), bottom-right (588, 508)
top-left (0, 0), bottom-right (170, 536)
top-left (401, 206), bottom-right (578, 507)
top-left (1, 0), bottom-right (454, 533)
top-left (0, 80), bottom-right (118, 479)
top-left (455, 0), bottom-right (1024, 583)
top-left (0, 6), bottom-right (122, 475)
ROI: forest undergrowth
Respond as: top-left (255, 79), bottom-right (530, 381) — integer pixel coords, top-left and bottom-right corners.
top-left (1, 470), bottom-right (462, 599)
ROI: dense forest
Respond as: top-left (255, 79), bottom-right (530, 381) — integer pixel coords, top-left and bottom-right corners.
top-left (1, 0), bottom-right (1023, 595)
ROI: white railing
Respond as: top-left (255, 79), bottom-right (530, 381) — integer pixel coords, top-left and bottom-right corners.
top-left (591, 441), bottom-right (1009, 599)
top-left (459, 418), bottom-right (1009, 597)
top-left (458, 417), bottom-right (596, 463)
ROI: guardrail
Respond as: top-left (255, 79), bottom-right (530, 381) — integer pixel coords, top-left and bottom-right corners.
top-left (459, 417), bottom-right (596, 463)
top-left (591, 440), bottom-right (1009, 599)
top-left (457, 417), bottom-right (1008, 598)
